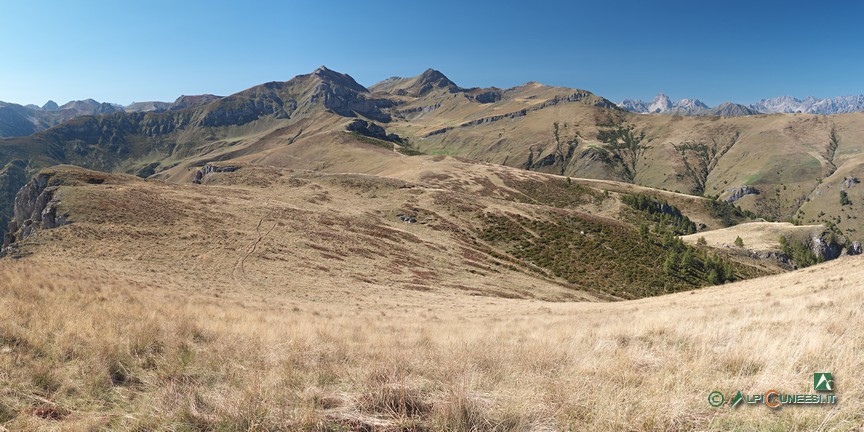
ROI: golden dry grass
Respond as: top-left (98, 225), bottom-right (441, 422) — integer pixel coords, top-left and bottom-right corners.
top-left (2, 164), bottom-right (862, 431)
top-left (1, 253), bottom-right (863, 431)
top-left (681, 222), bottom-right (826, 251)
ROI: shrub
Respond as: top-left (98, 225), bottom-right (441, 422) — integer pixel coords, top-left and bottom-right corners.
top-left (840, 190), bottom-right (851, 206)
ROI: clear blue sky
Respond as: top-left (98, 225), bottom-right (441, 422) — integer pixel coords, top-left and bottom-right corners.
top-left (1, 0), bottom-right (862, 107)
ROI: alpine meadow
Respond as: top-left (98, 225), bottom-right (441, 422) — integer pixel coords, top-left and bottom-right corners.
top-left (2, 1), bottom-right (864, 431)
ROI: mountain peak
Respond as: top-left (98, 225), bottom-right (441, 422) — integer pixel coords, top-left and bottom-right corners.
top-left (314, 65), bottom-right (333, 74)
top-left (42, 100), bottom-right (59, 111)
top-left (368, 68), bottom-right (460, 97)
top-left (619, 93), bottom-right (752, 116)
top-left (648, 93), bottom-right (673, 113)
top-left (409, 68), bottom-right (460, 96)
top-left (308, 66), bottom-right (368, 93)
top-left (419, 68), bottom-right (446, 79)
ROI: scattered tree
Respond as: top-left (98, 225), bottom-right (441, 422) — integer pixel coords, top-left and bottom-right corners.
top-left (639, 223), bottom-right (649, 239)
top-left (825, 123), bottom-right (840, 178)
top-left (680, 250), bottom-right (694, 271)
top-left (550, 122), bottom-right (581, 175)
top-left (664, 251), bottom-right (680, 275)
top-left (840, 190), bottom-right (851, 206)
top-left (597, 122), bottom-right (652, 183)
top-left (734, 236), bottom-right (744, 247)
top-left (672, 132), bottom-right (740, 196)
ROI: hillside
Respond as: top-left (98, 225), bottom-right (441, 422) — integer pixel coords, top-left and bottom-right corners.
top-left (2, 162), bottom-right (767, 301)
top-left (0, 162), bottom-right (861, 429)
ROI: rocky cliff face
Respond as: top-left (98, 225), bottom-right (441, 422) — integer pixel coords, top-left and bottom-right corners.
top-left (1, 170), bottom-right (71, 255)
top-left (810, 232), bottom-right (842, 261)
top-left (0, 160), bottom-right (29, 234)
top-left (192, 163), bottom-right (239, 184)
top-left (726, 186), bottom-right (759, 202)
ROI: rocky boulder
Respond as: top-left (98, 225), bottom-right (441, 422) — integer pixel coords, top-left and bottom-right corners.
top-left (810, 232), bottom-right (842, 261)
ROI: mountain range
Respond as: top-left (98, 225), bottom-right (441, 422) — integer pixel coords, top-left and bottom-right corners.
top-left (0, 94), bottom-right (223, 138)
top-left (6, 84), bottom-right (864, 140)
top-left (620, 93), bottom-right (864, 116)
top-left (2, 66), bottom-right (864, 244)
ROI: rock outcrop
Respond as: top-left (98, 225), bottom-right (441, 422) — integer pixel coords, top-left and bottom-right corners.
top-left (465, 89), bottom-right (503, 104)
top-left (345, 119), bottom-right (403, 143)
top-left (193, 163), bottom-right (239, 184)
top-left (842, 177), bottom-right (860, 189)
top-left (726, 186), bottom-right (759, 202)
top-left (810, 233), bottom-right (842, 261)
top-left (1, 171), bottom-right (71, 255)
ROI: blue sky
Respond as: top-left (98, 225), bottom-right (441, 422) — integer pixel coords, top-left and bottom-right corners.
top-left (1, 0), bottom-right (862, 106)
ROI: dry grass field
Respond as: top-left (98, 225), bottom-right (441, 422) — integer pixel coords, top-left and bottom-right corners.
top-left (681, 222), bottom-right (826, 251)
top-left (1, 253), bottom-right (862, 431)
top-left (1, 161), bottom-right (862, 431)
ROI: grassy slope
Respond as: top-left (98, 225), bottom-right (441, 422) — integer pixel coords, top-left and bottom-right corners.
top-left (2, 229), bottom-right (862, 430)
top-left (388, 88), bottom-right (864, 238)
top-left (682, 221), bottom-right (826, 251)
top-left (5, 162), bottom-right (762, 302)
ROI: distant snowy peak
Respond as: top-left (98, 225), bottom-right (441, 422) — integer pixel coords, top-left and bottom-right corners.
top-left (677, 98), bottom-right (710, 111)
top-left (647, 93), bottom-right (673, 113)
top-left (620, 93), bottom-right (864, 116)
top-left (619, 93), bottom-right (711, 115)
top-left (749, 95), bottom-right (864, 114)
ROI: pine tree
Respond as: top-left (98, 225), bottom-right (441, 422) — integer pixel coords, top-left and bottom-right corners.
top-left (664, 252), bottom-right (680, 275)
top-left (681, 250), bottom-right (694, 272)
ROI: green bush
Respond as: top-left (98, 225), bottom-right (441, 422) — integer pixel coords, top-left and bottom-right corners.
top-left (779, 235), bottom-right (821, 268)
top-left (840, 190), bottom-right (851, 206)
top-left (621, 194), bottom-right (697, 235)
top-left (478, 211), bottom-right (739, 299)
